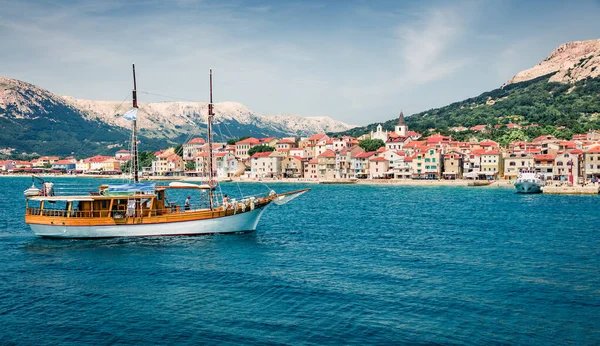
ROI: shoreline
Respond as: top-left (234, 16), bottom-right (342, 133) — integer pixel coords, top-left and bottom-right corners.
top-left (3, 174), bottom-right (597, 193)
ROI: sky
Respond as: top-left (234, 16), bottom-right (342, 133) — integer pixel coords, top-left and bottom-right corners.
top-left (1, 0), bottom-right (600, 126)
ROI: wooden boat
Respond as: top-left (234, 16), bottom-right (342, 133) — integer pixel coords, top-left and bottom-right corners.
top-left (24, 67), bottom-right (309, 238)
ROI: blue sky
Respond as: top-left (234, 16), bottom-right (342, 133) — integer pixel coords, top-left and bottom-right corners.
top-left (1, 0), bottom-right (600, 125)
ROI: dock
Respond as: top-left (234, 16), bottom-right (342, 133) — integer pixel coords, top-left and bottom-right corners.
top-left (543, 185), bottom-right (599, 195)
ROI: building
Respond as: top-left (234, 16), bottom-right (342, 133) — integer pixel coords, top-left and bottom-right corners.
top-left (182, 138), bottom-right (206, 161)
top-left (503, 153), bottom-right (534, 180)
top-left (51, 160), bottom-right (77, 171)
top-left (534, 154), bottom-right (556, 180)
top-left (317, 150), bottom-right (337, 180)
top-left (369, 157), bottom-right (390, 178)
top-left (582, 145), bottom-right (600, 181)
top-left (304, 158), bottom-right (319, 180)
top-left (351, 151), bottom-right (376, 178)
top-left (553, 151), bottom-right (581, 182)
top-left (443, 151), bottom-right (463, 180)
top-left (395, 111), bottom-right (408, 137)
top-left (412, 147), bottom-right (442, 179)
top-left (235, 137), bottom-right (261, 158)
top-left (250, 152), bottom-right (283, 178)
top-left (282, 156), bottom-right (306, 178)
top-left (152, 148), bottom-right (184, 175)
top-left (336, 146), bottom-right (364, 178)
top-left (481, 150), bottom-right (503, 179)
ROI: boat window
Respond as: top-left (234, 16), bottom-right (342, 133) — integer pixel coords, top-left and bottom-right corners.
top-left (102, 200), bottom-right (107, 208)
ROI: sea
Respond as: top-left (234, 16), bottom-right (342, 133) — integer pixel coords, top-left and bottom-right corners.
top-left (0, 177), bottom-right (598, 345)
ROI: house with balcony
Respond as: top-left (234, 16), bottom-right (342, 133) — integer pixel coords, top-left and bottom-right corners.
top-left (503, 153), bottom-right (534, 180)
top-left (235, 137), bottom-right (261, 158)
top-left (182, 138), bottom-right (206, 161)
top-left (411, 147), bottom-right (442, 179)
top-left (317, 150), bottom-right (337, 180)
top-left (582, 145), bottom-right (600, 181)
top-left (351, 151), bottom-right (376, 178)
top-left (553, 151), bottom-right (581, 182)
top-left (481, 150), bottom-right (503, 179)
top-left (282, 156), bottom-right (306, 178)
top-left (250, 151), bottom-right (283, 179)
top-left (369, 157), bottom-right (390, 178)
top-left (534, 154), bottom-right (556, 180)
top-left (304, 158), bottom-right (319, 180)
top-left (336, 146), bottom-right (364, 178)
top-left (443, 151), bottom-right (463, 180)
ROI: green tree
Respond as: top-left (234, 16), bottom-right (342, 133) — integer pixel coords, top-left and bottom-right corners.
top-left (174, 144), bottom-right (183, 156)
top-left (185, 161), bottom-right (196, 171)
top-left (358, 138), bottom-right (385, 152)
top-left (226, 138), bottom-right (237, 145)
top-left (248, 145), bottom-right (275, 157)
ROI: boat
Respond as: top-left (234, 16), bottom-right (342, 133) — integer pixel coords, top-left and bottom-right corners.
top-left (24, 66), bottom-right (309, 238)
top-left (514, 169), bottom-right (544, 193)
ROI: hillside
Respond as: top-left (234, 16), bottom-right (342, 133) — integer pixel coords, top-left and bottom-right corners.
top-left (334, 39), bottom-right (600, 142)
top-left (0, 77), bottom-right (165, 157)
top-left (0, 77), bottom-right (355, 157)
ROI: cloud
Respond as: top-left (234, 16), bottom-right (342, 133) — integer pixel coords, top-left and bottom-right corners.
top-left (395, 5), bottom-right (471, 84)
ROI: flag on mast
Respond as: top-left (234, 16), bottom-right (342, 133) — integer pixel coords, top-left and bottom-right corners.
top-left (122, 108), bottom-right (138, 121)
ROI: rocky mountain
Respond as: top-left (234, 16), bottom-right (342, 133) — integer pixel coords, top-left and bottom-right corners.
top-left (335, 39), bottom-right (600, 141)
top-left (504, 39), bottom-right (600, 85)
top-left (64, 98), bottom-right (355, 140)
top-left (0, 77), bottom-right (355, 157)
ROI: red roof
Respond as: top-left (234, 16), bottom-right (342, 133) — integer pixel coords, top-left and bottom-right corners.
top-left (308, 158), bottom-right (319, 164)
top-left (117, 149), bottom-right (129, 153)
top-left (586, 146), bottom-right (600, 153)
top-left (187, 138), bottom-right (206, 145)
top-left (370, 157), bottom-right (388, 162)
top-left (484, 150), bottom-right (500, 155)
top-left (308, 133), bottom-right (327, 141)
top-left (533, 135), bottom-right (556, 142)
top-left (479, 140), bottom-right (498, 147)
top-left (395, 151), bottom-right (406, 156)
top-left (569, 149), bottom-right (583, 154)
top-left (196, 152), bottom-right (209, 157)
top-left (318, 149), bottom-right (336, 158)
top-left (251, 152), bottom-right (272, 158)
top-left (260, 137), bottom-right (276, 143)
top-left (376, 147), bottom-right (386, 153)
top-left (277, 138), bottom-right (295, 144)
top-left (236, 137), bottom-right (261, 145)
top-left (353, 151), bottom-right (376, 159)
top-left (290, 156), bottom-right (307, 161)
top-left (470, 125), bottom-right (487, 131)
top-left (534, 154), bottom-right (556, 161)
top-left (407, 131), bottom-right (421, 137)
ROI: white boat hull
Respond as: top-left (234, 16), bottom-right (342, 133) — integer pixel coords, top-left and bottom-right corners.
top-left (30, 207), bottom-right (267, 238)
top-left (515, 181), bottom-right (542, 194)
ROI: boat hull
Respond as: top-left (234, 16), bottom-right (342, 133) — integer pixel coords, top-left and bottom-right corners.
top-left (30, 207), bottom-right (267, 238)
top-left (515, 181), bottom-right (542, 194)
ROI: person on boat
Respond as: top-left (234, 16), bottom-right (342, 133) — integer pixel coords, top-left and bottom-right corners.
top-left (223, 194), bottom-right (230, 209)
top-left (185, 196), bottom-right (191, 211)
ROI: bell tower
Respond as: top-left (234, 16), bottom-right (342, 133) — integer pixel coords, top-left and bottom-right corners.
top-left (395, 111), bottom-right (408, 137)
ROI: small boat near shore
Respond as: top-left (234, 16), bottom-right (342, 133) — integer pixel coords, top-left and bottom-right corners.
top-left (515, 169), bottom-right (544, 193)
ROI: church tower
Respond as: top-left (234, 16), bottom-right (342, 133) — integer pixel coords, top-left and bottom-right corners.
top-left (395, 111), bottom-right (408, 137)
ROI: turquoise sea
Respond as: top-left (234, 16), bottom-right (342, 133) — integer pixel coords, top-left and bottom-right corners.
top-left (0, 177), bottom-right (598, 344)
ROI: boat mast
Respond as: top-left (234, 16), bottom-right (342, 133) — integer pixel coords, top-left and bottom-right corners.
top-left (132, 63), bottom-right (139, 184)
top-left (207, 69), bottom-right (215, 209)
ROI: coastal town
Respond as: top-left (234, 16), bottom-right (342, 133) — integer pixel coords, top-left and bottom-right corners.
top-left (2, 112), bottom-right (600, 185)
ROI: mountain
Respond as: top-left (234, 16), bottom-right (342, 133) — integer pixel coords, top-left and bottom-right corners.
top-left (0, 77), bottom-right (355, 157)
top-left (504, 39), bottom-right (600, 85)
top-left (64, 98), bottom-right (355, 141)
top-left (334, 39), bottom-right (600, 142)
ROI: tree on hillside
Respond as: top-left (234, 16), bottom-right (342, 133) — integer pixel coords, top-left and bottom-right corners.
top-left (358, 138), bottom-right (385, 152)
top-left (248, 145), bottom-right (275, 157)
